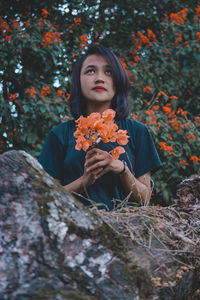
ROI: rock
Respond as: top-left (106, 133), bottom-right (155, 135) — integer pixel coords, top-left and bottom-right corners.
top-left (0, 150), bottom-right (200, 300)
top-left (174, 175), bottom-right (200, 207)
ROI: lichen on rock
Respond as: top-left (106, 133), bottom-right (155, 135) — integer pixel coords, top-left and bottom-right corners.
top-left (0, 150), bottom-right (200, 300)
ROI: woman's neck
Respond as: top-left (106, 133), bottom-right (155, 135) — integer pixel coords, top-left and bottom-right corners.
top-left (86, 102), bottom-right (111, 116)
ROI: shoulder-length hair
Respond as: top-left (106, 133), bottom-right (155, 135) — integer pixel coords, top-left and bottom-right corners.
top-left (68, 45), bottom-right (130, 120)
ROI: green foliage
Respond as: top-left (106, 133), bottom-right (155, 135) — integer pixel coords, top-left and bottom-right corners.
top-left (0, 1), bottom-right (199, 205)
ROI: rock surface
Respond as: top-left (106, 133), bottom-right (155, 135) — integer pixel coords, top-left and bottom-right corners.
top-left (0, 150), bottom-right (200, 300)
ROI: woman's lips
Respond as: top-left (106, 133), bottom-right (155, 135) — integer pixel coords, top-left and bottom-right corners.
top-left (92, 86), bottom-right (107, 92)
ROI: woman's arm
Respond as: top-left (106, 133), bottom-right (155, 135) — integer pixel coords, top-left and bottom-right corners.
top-left (85, 148), bottom-right (152, 206)
top-left (119, 167), bottom-right (151, 206)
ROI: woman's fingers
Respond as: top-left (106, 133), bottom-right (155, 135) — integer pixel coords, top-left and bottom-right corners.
top-left (86, 157), bottom-right (111, 172)
top-left (85, 150), bottom-right (111, 168)
top-left (84, 148), bottom-right (113, 180)
top-left (94, 166), bottom-right (110, 180)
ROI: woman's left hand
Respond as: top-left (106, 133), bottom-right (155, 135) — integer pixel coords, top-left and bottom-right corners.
top-left (85, 148), bottom-right (124, 180)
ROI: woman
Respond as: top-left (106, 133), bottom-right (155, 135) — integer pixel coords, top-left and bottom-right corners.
top-left (38, 45), bottom-right (162, 210)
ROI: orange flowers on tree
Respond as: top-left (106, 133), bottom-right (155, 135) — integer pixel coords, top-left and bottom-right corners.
top-left (41, 9), bottom-right (49, 18)
top-left (160, 142), bottom-right (175, 156)
top-left (170, 8), bottom-right (189, 25)
top-left (190, 156), bottom-right (200, 163)
top-left (74, 109), bottom-right (129, 159)
top-left (42, 31), bottom-right (61, 48)
top-left (25, 86), bottom-right (36, 99)
top-left (40, 86), bottom-right (50, 101)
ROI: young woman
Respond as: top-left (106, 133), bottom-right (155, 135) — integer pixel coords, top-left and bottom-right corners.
top-left (38, 45), bottom-right (162, 210)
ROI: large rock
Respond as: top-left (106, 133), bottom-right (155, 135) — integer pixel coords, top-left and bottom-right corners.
top-left (0, 150), bottom-right (200, 300)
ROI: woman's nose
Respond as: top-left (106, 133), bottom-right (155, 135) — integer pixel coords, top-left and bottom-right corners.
top-left (94, 71), bottom-right (105, 83)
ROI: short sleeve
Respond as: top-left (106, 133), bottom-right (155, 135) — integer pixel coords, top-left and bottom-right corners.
top-left (38, 130), bottom-right (65, 180)
top-left (133, 123), bottom-right (162, 178)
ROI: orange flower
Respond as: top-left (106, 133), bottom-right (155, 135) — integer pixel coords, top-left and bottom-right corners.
top-left (131, 113), bottom-right (141, 121)
top-left (160, 142), bottom-right (174, 155)
top-left (41, 9), bottom-right (49, 18)
top-left (100, 123), bottom-right (118, 143)
top-left (177, 107), bottom-right (187, 118)
top-left (116, 130), bottom-right (129, 145)
top-left (42, 31), bottom-right (61, 48)
top-left (147, 29), bottom-right (157, 43)
top-left (174, 33), bottom-right (183, 46)
top-left (74, 17), bottom-right (81, 25)
top-left (163, 106), bottom-right (171, 115)
top-left (190, 156), bottom-right (200, 163)
top-left (143, 86), bottom-right (152, 93)
top-left (9, 93), bottom-right (17, 102)
top-left (75, 116), bottom-right (90, 136)
top-left (187, 134), bottom-right (195, 140)
top-left (170, 8), bottom-right (189, 24)
top-left (145, 109), bottom-right (154, 116)
top-left (12, 19), bottom-right (20, 30)
top-left (0, 17), bottom-right (9, 33)
top-left (66, 93), bottom-right (71, 101)
top-left (168, 118), bottom-right (183, 133)
top-left (25, 86), bottom-right (36, 99)
top-left (133, 55), bottom-right (140, 63)
top-left (150, 115), bottom-right (158, 125)
top-left (137, 31), bottom-right (150, 45)
top-left (169, 95), bottom-right (178, 100)
top-left (109, 146), bottom-right (125, 160)
top-left (74, 109), bottom-right (129, 156)
top-left (72, 53), bottom-right (78, 58)
top-left (102, 109), bottom-right (116, 123)
top-left (41, 86), bottom-right (50, 101)
top-left (75, 136), bottom-right (91, 151)
top-left (196, 32), bottom-right (200, 42)
top-left (88, 112), bottom-right (101, 124)
top-left (120, 58), bottom-right (128, 69)
top-left (179, 160), bottom-right (189, 166)
top-left (57, 89), bottom-right (64, 97)
top-left (152, 105), bottom-right (159, 112)
top-left (158, 90), bottom-right (168, 97)
top-left (5, 35), bottom-right (12, 42)
top-left (79, 34), bottom-right (88, 49)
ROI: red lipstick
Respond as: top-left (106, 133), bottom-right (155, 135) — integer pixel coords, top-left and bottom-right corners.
top-left (92, 86), bottom-right (107, 92)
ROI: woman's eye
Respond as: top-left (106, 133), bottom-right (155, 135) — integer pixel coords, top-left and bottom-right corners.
top-left (105, 69), bottom-right (112, 75)
top-left (86, 69), bottom-right (95, 74)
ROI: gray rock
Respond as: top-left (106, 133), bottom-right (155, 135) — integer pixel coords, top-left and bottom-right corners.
top-left (0, 150), bottom-right (200, 300)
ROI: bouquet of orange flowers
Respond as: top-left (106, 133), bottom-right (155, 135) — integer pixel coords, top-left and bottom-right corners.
top-left (74, 109), bottom-right (129, 160)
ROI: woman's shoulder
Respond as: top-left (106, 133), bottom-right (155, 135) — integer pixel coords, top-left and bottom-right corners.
top-left (52, 119), bottom-right (75, 132)
top-left (50, 119), bottom-right (75, 144)
top-left (118, 118), bottom-right (148, 133)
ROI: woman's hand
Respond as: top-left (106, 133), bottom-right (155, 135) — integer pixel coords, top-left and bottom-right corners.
top-left (84, 148), bottom-right (124, 183)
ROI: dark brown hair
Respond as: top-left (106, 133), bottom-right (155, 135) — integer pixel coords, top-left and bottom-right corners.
top-left (69, 45), bottom-right (130, 120)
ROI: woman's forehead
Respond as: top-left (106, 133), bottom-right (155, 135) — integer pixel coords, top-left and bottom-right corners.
top-left (81, 54), bottom-right (110, 69)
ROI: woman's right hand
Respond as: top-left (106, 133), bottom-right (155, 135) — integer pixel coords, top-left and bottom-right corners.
top-left (81, 157), bottom-right (103, 188)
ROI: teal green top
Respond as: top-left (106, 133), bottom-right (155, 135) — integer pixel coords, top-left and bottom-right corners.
top-left (38, 118), bottom-right (162, 210)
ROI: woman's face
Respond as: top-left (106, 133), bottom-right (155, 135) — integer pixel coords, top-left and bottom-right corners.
top-left (80, 54), bottom-right (116, 107)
